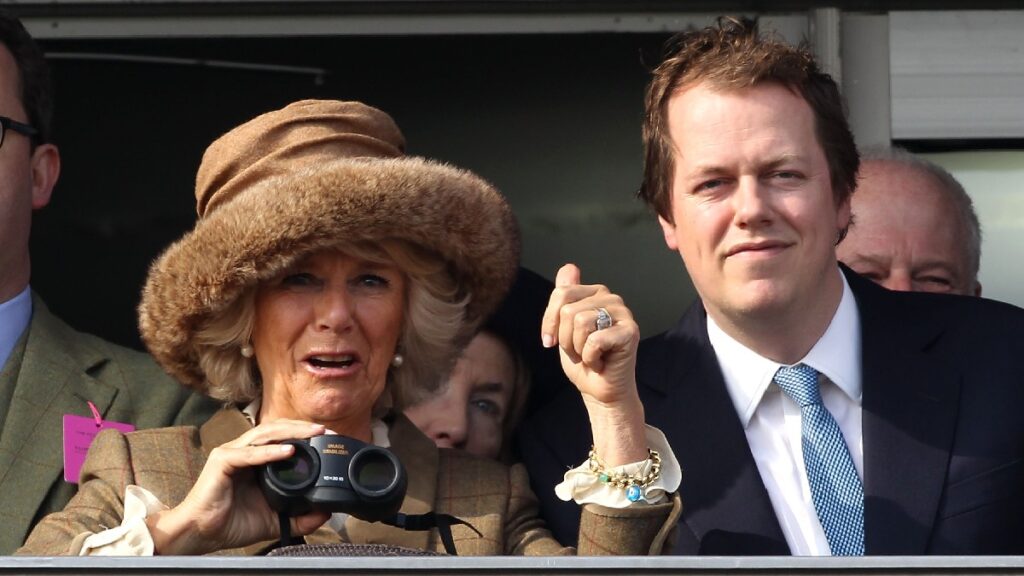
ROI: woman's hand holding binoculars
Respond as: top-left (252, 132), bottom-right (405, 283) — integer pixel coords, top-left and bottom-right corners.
top-left (144, 419), bottom-right (330, 555)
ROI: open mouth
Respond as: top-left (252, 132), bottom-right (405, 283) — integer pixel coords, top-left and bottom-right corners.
top-left (307, 354), bottom-right (357, 369)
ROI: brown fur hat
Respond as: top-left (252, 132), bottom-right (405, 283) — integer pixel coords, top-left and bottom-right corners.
top-left (139, 100), bottom-right (519, 392)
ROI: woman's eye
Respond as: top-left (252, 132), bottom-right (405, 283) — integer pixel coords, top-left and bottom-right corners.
top-left (471, 398), bottom-right (502, 417)
top-left (355, 274), bottom-right (390, 289)
top-left (281, 273), bottom-right (319, 287)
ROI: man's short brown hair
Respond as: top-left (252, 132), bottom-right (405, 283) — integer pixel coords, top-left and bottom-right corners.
top-left (639, 17), bottom-right (859, 223)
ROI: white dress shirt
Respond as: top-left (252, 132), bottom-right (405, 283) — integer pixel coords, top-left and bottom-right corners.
top-left (0, 286), bottom-right (32, 371)
top-left (706, 270), bottom-right (863, 556)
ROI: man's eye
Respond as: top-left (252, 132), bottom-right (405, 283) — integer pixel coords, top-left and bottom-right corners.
top-left (696, 179), bottom-right (724, 192)
top-left (850, 266), bottom-right (882, 281)
top-left (919, 276), bottom-right (953, 288)
top-left (772, 171), bottom-right (803, 181)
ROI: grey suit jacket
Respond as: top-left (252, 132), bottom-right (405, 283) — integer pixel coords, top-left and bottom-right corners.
top-left (0, 294), bottom-right (219, 554)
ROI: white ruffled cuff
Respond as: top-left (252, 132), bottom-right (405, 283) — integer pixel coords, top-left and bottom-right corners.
top-left (554, 425), bottom-right (681, 508)
top-left (78, 485), bottom-right (166, 556)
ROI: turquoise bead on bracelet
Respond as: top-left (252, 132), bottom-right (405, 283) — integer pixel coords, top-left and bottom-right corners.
top-left (586, 446), bottom-right (663, 501)
top-left (626, 485), bottom-right (643, 502)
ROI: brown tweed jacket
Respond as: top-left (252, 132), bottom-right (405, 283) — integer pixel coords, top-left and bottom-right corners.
top-left (19, 407), bottom-right (680, 556)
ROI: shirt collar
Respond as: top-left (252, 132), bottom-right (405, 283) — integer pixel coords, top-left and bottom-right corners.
top-left (0, 286), bottom-right (33, 370)
top-left (241, 397), bottom-right (391, 447)
top-left (802, 272), bottom-right (862, 405)
top-left (708, 269), bottom-right (862, 427)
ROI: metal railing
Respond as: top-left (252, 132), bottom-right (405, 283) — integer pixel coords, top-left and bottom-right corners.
top-left (5, 556), bottom-right (1024, 575)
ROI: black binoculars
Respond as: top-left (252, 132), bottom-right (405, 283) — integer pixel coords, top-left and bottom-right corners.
top-left (259, 434), bottom-right (407, 522)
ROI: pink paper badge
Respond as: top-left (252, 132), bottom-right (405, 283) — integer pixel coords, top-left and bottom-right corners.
top-left (62, 401), bottom-right (134, 484)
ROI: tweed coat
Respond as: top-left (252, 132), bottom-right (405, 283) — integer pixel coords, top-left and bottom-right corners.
top-left (19, 406), bottom-right (680, 556)
top-left (0, 294), bottom-right (220, 554)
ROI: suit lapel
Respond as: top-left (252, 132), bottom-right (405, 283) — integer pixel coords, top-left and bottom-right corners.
top-left (0, 297), bottom-right (118, 549)
top-left (641, 303), bottom-right (788, 555)
top-left (849, 271), bottom-right (959, 554)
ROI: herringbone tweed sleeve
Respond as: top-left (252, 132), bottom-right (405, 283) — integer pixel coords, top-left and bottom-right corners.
top-left (17, 426), bottom-right (206, 555)
top-left (434, 449), bottom-right (679, 556)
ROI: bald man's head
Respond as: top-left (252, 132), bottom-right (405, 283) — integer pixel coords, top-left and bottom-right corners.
top-left (838, 150), bottom-right (981, 297)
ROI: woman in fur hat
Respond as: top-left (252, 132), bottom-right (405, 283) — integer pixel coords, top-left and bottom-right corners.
top-left (19, 100), bottom-right (680, 556)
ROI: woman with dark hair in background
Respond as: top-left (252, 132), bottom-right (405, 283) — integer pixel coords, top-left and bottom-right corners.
top-left (405, 268), bottom-right (571, 463)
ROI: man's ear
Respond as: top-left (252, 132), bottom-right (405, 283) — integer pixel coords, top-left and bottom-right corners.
top-left (657, 214), bottom-right (679, 251)
top-left (29, 143), bottom-right (60, 210)
top-left (973, 281), bottom-right (983, 298)
top-left (836, 194), bottom-right (852, 237)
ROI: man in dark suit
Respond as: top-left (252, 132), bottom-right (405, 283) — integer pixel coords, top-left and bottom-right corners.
top-left (519, 17), bottom-right (1024, 555)
top-left (0, 9), bottom-right (218, 553)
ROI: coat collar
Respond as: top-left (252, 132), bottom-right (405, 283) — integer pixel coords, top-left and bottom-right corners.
top-left (0, 294), bottom-right (119, 552)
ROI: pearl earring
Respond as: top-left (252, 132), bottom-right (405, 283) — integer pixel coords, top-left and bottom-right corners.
top-left (391, 353), bottom-right (404, 368)
top-left (240, 343), bottom-right (254, 358)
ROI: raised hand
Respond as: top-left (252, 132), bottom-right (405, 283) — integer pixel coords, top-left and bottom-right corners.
top-left (541, 264), bottom-right (647, 467)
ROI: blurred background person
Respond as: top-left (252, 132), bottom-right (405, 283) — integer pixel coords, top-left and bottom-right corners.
top-left (20, 100), bottom-right (678, 556)
top-left (838, 147), bottom-right (982, 296)
top-left (405, 267), bottom-right (571, 463)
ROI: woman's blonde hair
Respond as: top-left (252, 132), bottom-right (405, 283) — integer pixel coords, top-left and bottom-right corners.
top-left (193, 240), bottom-right (468, 409)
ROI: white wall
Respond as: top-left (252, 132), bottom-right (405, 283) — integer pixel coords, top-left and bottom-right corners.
top-left (922, 151), bottom-right (1024, 307)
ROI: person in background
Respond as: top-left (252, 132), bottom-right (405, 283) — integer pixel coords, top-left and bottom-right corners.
top-left (837, 146), bottom-right (982, 296)
top-left (405, 267), bottom-right (570, 463)
top-left (0, 8), bottom-right (217, 554)
top-left (20, 99), bottom-right (680, 556)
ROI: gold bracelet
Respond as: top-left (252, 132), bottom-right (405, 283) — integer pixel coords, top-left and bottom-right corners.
top-left (587, 447), bottom-right (662, 502)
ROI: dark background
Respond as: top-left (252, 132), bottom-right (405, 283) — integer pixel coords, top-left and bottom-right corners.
top-left (30, 33), bottom-right (674, 349)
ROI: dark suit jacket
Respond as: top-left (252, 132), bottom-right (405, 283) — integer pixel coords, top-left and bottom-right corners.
top-left (518, 267), bottom-right (1024, 555)
top-left (0, 294), bottom-right (220, 554)
top-left (19, 407), bottom-right (680, 556)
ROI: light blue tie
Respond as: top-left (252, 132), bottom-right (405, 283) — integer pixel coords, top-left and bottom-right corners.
top-left (774, 364), bottom-right (865, 556)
